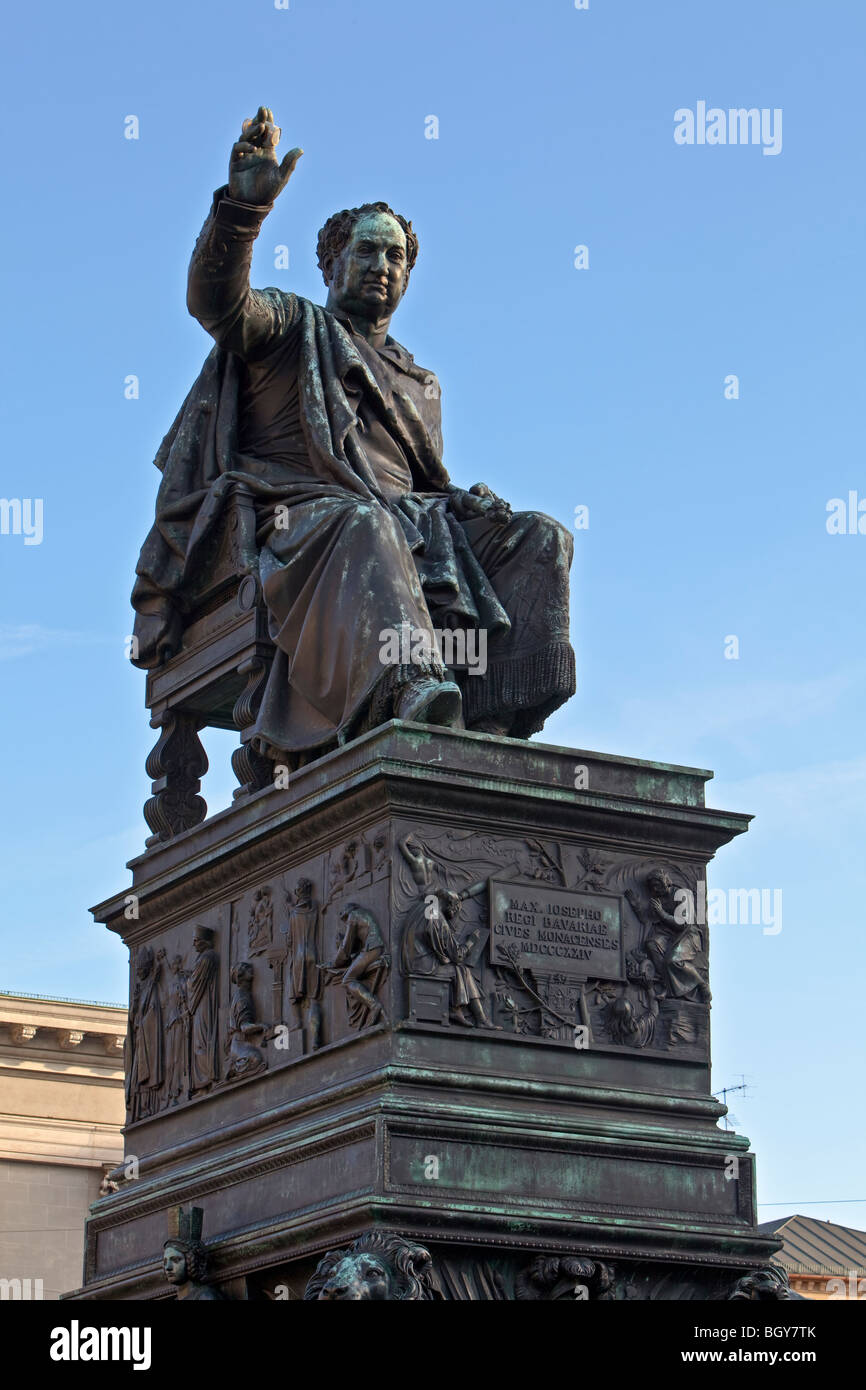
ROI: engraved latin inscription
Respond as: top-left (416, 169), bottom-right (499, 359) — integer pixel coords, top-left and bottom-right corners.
top-left (489, 881), bottom-right (625, 981)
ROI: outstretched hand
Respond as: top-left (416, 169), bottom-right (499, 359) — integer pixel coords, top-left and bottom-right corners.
top-left (228, 106), bottom-right (303, 206)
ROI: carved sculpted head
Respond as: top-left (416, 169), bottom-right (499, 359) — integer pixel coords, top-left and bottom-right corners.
top-left (193, 925), bottom-right (214, 954)
top-left (646, 868), bottom-right (673, 898)
top-left (231, 961), bottom-right (254, 989)
top-left (317, 203), bottom-right (419, 318)
top-left (437, 889), bottom-right (461, 923)
top-left (728, 1267), bottom-right (792, 1301)
top-left (136, 944), bottom-right (155, 981)
top-left (303, 1232), bottom-right (435, 1301)
top-left (294, 877), bottom-right (314, 906)
top-left (163, 1239), bottom-right (208, 1287)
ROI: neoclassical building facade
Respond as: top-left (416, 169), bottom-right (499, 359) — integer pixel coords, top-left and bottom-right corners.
top-left (0, 991), bottom-right (125, 1299)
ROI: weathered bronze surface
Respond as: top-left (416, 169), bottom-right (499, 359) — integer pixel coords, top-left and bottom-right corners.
top-left (162, 1207), bottom-right (224, 1301)
top-left (131, 106), bottom-right (575, 804)
top-left (70, 113), bottom-right (786, 1301)
top-left (73, 728), bottom-right (785, 1300)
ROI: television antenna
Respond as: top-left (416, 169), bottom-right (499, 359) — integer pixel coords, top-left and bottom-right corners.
top-left (713, 1075), bottom-right (752, 1131)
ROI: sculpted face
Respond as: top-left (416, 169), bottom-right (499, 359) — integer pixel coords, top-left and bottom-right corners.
top-left (327, 212), bottom-right (408, 320)
top-left (439, 890), bottom-right (461, 922)
top-left (647, 871), bottom-right (671, 898)
top-left (316, 1252), bottom-right (390, 1300)
top-left (163, 1244), bottom-right (188, 1285)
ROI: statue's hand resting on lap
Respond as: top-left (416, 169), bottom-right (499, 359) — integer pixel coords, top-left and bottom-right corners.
top-left (228, 105), bottom-right (303, 207)
top-left (447, 483), bottom-right (512, 527)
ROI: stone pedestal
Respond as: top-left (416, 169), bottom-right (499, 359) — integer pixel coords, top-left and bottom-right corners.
top-left (74, 722), bottom-right (780, 1300)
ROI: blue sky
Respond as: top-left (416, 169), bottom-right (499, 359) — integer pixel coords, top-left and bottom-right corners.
top-left (0, 0), bottom-right (863, 1230)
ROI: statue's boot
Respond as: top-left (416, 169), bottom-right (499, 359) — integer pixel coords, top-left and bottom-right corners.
top-left (396, 678), bottom-right (462, 728)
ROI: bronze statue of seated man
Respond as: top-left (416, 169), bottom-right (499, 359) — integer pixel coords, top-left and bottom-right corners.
top-left (131, 108), bottom-right (575, 761)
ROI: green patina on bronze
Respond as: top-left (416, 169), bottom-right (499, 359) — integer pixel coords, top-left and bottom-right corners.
top-left (76, 110), bottom-right (784, 1303)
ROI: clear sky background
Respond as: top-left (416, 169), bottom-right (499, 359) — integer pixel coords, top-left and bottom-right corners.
top-left (0, 0), bottom-right (863, 1230)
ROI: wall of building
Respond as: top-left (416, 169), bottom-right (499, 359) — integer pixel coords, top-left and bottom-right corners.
top-left (0, 993), bottom-right (126, 1300)
top-left (0, 1158), bottom-right (104, 1299)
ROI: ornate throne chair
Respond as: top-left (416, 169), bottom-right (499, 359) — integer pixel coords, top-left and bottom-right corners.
top-left (142, 482), bottom-right (276, 847)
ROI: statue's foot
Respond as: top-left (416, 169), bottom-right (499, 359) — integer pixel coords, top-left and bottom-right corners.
top-left (396, 678), bottom-right (462, 728)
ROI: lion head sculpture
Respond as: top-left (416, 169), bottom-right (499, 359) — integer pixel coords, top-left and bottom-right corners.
top-left (727, 1267), bottom-right (793, 1301)
top-left (303, 1231), bottom-right (437, 1301)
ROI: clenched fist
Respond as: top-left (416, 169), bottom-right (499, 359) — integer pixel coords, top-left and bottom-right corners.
top-left (228, 106), bottom-right (303, 206)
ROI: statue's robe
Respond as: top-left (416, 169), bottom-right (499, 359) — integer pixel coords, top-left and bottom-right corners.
top-left (288, 901), bottom-right (321, 1004)
top-left (164, 970), bottom-right (188, 1102)
top-left (664, 923), bottom-right (710, 1001)
top-left (187, 947), bottom-right (219, 1092)
top-left (131, 187), bottom-right (575, 753)
top-left (126, 966), bottom-right (164, 1121)
top-left (226, 980), bottom-right (265, 1079)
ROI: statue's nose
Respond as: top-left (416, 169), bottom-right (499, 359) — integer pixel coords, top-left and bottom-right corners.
top-left (321, 1281), bottom-right (349, 1299)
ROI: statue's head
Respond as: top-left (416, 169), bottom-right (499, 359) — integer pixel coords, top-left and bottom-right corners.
top-left (437, 889), bottom-right (461, 922)
top-left (317, 203), bottom-right (418, 321)
top-left (231, 961), bottom-right (254, 989)
top-left (162, 1239), bottom-right (207, 1286)
top-left (314, 1249), bottom-right (390, 1300)
top-left (647, 868), bottom-right (672, 898)
top-left (728, 1267), bottom-right (792, 1301)
top-left (193, 925), bottom-right (214, 954)
top-left (135, 945), bottom-right (154, 981)
top-left (294, 877), bottom-right (314, 905)
top-left (304, 1232), bottom-right (435, 1301)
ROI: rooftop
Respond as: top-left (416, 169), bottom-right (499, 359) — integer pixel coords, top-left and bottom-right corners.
top-left (758, 1214), bottom-right (866, 1276)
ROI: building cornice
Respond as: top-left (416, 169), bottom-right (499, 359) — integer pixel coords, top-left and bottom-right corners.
top-left (0, 1112), bottom-right (124, 1167)
top-left (0, 994), bottom-right (126, 1066)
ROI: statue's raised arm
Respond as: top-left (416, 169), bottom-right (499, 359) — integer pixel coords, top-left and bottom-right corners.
top-left (228, 107), bottom-right (303, 207)
top-left (132, 112), bottom-right (576, 779)
top-left (186, 106), bottom-right (303, 360)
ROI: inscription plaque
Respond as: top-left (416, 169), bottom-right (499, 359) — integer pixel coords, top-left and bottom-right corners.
top-left (488, 881), bottom-right (625, 981)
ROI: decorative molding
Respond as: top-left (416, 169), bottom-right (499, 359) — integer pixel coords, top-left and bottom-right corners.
top-left (0, 1112), bottom-right (123, 1168)
top-left (9, 1024), bottom-right (37, 1045)
top-left (87, 1121), bottom-right (379, 1237)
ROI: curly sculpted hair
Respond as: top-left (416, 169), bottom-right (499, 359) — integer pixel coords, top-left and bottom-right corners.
top-left (303, 1231), bottom-right (435, 1301)
top-left (316, 203), bottom-right (418, 287)
top-left (163, 1239), bottom-right (208, 1284)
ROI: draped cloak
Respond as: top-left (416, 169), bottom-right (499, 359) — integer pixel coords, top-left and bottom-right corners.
top-left (131, 190), bottom-right (575, 753)
top-left (126, 968), bottom-right (163, 1119)
top-left (187, 946), bottom-right (219, 1091)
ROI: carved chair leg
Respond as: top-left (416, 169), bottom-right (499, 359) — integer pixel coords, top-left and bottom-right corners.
top-left (231, 655), bottom-right (274, 799)
top-left (143, 710), bottom-right (208, 846)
